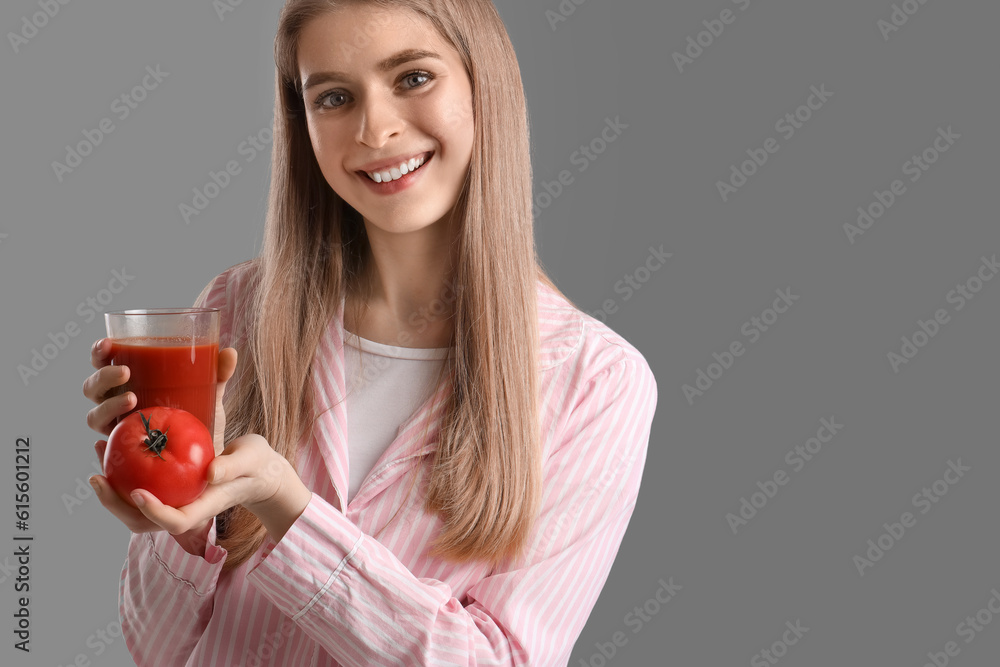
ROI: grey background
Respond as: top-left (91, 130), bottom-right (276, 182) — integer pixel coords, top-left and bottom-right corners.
top-left (2, 0), bottom-right (998, 665)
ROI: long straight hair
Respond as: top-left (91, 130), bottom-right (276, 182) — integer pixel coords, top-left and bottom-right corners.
top-left (217, 0), bottom-right (569, 571)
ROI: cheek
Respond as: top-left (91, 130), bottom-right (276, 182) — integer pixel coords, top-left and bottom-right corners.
top-left (308, 126), bottom-right (330, 161)
top-left (307, 123), bottom-right (346, 178)
top-left (434, 95), bottom-right (474, 161)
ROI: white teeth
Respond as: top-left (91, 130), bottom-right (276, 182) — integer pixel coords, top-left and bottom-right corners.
top-left (366, 155), bottom-right (428, 183)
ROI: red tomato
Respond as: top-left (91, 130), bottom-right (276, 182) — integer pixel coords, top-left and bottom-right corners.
top-left (104, 407), bottom-right (214, 508)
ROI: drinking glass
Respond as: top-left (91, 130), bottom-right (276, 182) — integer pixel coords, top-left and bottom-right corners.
top-left (104, 309), bottom-right (220, 435)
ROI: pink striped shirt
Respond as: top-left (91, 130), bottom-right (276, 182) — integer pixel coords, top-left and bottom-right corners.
top-left (119, 261), bottom-right (658, 666)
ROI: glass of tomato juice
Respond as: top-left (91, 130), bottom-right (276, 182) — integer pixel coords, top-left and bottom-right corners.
top-left (104, 309), bottom-right (220, 435)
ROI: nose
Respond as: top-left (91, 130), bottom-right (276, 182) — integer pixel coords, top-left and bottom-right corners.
top-left (355, 91), bottom-right (403, 148)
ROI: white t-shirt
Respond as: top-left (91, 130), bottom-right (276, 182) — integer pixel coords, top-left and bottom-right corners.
top-left (342, 328), bottom-right (452, 505)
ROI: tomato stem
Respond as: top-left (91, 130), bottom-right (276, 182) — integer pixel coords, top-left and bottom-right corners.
top-left (138, 411), bottom-right (169, 460)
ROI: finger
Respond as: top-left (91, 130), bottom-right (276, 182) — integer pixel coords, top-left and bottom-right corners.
top-left (90, 338), bottom-right (115, 370)
top-left (208, 434), bottom-right (273, 484)
top-left (218, 347), bottom-right (237, 385)
top-left (206, 436), bottom-right (287, 514)
top-left (130, 487), bottom-right (231, 535)
top-left (211, 348), bottom-right (238, 454)
top-left (86, 391), bottom-right (136, 436)
top-left (89, 475), bottom-right (162, 534)
top-left (94, 440), bottom-right (107, 473)
top-left (82, 364), bottom-right (130, 403)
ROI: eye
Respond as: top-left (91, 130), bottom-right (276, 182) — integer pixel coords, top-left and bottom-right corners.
top-left (313, 90), bottom-right (349, 110)
top-left (311, 70), bottom-right (434, 111)
top-left (402, 70), bottom-right (433, 89)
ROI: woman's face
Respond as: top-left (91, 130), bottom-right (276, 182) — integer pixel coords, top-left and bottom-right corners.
top-left (297, 6), bottom-right (475, 236)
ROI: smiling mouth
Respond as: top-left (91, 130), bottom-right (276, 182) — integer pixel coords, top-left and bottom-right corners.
top-left (358, 152), bottom-right (433, 183)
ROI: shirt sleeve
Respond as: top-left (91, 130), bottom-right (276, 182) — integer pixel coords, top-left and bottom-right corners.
top-left (246, 354), bottom-right (658, 666)
top-left (117, 268), bottom-right (238, 666)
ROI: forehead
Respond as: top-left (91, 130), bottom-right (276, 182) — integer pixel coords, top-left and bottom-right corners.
top-left (297, 6), bottom-right (446, 71)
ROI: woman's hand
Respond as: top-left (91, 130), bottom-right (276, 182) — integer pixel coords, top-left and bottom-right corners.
top-left (90, 438), bottom-right (216, 555)
top-left (128, 434), bottom-right (313, 544)
top-left (82, 338), bottom-right (239, 554)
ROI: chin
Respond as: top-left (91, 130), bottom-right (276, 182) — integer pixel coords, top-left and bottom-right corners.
top-left (365, 216), bottom-right (443, 235)
top-left (359, 204), bottom-right (456, 234)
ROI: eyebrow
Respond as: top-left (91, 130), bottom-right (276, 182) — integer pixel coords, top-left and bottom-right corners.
top-left (301, 48), bottom-right (443, 91)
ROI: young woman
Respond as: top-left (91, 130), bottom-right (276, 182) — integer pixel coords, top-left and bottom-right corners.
top-left (82, 1), bottom-right (657, 664)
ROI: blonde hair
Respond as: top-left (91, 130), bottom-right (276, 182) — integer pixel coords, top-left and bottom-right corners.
top-left (217, 0), bottom-right (569, 571)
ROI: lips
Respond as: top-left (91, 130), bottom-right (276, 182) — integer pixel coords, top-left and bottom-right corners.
top-left (356, 151), bottom-right (432, 194)
top-left (355, 150), bottom-right (434, 176)
top-left (361, 153), bottom-right (430, 183)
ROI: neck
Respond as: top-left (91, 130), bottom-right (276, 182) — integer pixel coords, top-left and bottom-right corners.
top-left (347, 213), bottom-right (458, 347)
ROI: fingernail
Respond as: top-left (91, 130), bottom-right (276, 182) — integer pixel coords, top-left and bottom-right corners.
top-left (211, 466), bottom-right (222, 483)
top-left (131, 492), bottom-right (145, 507)
top-left (89, 477), bottom-right (101, 496)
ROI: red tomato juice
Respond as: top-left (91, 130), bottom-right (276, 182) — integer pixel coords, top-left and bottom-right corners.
top-left (110, 337), bottom-right (218, 435)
